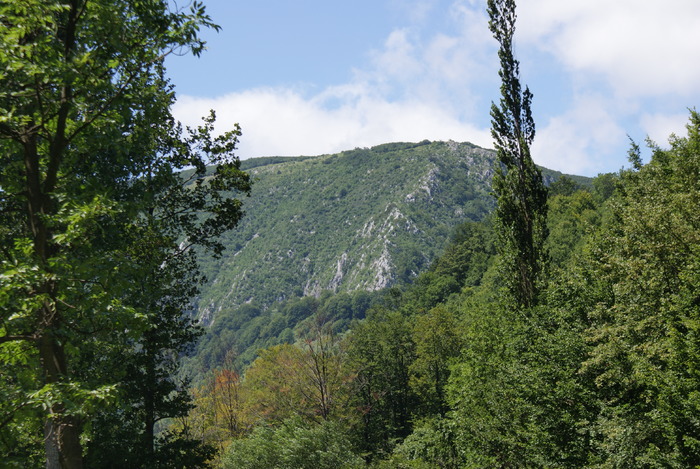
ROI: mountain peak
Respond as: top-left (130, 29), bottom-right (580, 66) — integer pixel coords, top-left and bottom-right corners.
top-left (196, 140), bottom-right (500, 326)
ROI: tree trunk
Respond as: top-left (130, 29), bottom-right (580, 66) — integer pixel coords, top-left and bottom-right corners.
top-left (38, 329), bottom-right (84, 469)
top-left (144, 332), bottom-right (156, 462)
top-left (25, 130), bottom-right (84, 468)
top-left (44, 417), bottom-right (83, 469)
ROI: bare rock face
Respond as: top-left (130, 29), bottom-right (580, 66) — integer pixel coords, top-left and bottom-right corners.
top-left (195, 141), bottom-right (504, 323)
top-left (329, 252), bottom-right (349, 290)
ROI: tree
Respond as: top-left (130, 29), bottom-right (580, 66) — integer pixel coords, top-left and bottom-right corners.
top-left (447, 294), bottom-right (539, 467)
top-left (347, 307), bottom-right (417, 458)
top-left (548, 175), bottom-right (582, 197)
top-left (431, 219), bottom-right (496, 287)
top-left (546, 189), bottom-right (600, 268)
top-left (488, 0), bottom-right (548, 308)
top-left (221, 417), bottom-right (364, 469)
top-left (81, 108), bottom-right (251, 468)
top-left (440, 3), bottom-right (573, 466)
top-left (183, 355), bottom-right (252, 459)
top-left (409, 305), bottom-right (464, 417)
top-left (242, 321), bottom-right (352, 425)
top-left (82, 208), bottom-right (222, 468)
top-left (0, 1), bottom-right (250, 467)
top-left (582, 112), bottom-right (700, 466)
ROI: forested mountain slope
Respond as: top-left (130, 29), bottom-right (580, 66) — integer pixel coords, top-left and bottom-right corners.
top-left (194, 140), bottom-right (583, 327)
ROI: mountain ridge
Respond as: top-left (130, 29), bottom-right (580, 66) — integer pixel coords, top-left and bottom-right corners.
top-left (194, 140), bottom-right (586, 327)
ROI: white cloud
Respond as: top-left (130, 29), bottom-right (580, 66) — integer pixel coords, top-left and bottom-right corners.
top-left (173, 86), bottom-right (491, 159)
top-left (518, 0), bottom-right (700, 98)
top-left (511, 0), bottom-right (700, 173)
top-left (173, 0), bottom-right (700, 176)
top-left (370, 29), bottom-right (423, 84)
top-left (640, 112), bottom-right (690, 144)
top-left (532, 95), bottom-right (626, 175)
top-left (173, 16), bottom-right (496, 160)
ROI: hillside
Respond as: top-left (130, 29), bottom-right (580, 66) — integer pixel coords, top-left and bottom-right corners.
top-left (194, 140), bottom-right (582, 327)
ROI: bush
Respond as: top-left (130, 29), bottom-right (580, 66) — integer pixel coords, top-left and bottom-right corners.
top-left (221, 418), bottom-right (364, 469)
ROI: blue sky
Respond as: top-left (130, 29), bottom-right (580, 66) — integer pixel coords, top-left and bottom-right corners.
top-left (166, 0), bottom-right (700, 177)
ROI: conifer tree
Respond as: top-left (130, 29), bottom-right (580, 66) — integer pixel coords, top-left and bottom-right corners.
top-left (488, 0), bottom-right (548, 308)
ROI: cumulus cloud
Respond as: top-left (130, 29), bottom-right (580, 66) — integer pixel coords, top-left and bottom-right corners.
top-left (173, 9), bottom-right (496, 160)
top-left (514, 0), bottom-right (700, 172)
top-left (640, 112), bottom-right (691, 145)
top-left (173, 86), bottom-right (492, 159)
top-left (173, 0), bottom-right (700, 176)
top-left (533, 95), bottom-right (626, 175)
top-left (518, 0), bottom-right (700, 98)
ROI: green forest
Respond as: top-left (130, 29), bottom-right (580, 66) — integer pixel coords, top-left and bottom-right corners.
top-left (2, 0), bottom-right (700, 468)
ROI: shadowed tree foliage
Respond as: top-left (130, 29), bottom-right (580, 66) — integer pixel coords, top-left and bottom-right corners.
top-left (0, 1), bottom-right (250, 467)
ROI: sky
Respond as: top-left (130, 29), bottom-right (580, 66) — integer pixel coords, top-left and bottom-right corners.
top-left (166, 0), bottom-right (700, 177)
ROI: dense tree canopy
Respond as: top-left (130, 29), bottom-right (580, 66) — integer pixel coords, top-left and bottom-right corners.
top-left (582, 112), bottom-right (700, 466)
top-left (0, 1), bottom-right (250, 467)
top-left (3, 1), bottom-right (698, 468)
top-left (176, 114), bottom-right (700, 466)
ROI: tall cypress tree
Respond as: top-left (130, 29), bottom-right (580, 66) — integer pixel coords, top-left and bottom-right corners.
top-left (488, 0), bottom-right (548, 308)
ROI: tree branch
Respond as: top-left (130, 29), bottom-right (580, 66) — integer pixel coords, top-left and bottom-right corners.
top-left (0, 334), bottom-right (36, 344)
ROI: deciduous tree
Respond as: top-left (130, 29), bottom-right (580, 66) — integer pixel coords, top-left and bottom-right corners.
top-left (583, 112), bottom-right (700, 466)
top-left (243, 320), bottom-right (352, 425)
top-left (0, 1), bottom-right (250, 466)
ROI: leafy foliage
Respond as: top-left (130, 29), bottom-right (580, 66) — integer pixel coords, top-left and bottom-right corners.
top-left (581, 112), bottom-right (700, 466)
top-left (0, 1), bottom-right (249, 466)
top-left (220, 417), bottom-right (364, 469)
top-left (184, 148), bottom-right (700, 467)
top-left (6, 2), bottom-right (697, 468)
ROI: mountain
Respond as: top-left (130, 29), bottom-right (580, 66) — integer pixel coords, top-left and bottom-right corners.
top-left (193, 140), bottom-right (583, 328)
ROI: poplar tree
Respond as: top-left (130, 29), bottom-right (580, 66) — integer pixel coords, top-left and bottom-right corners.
top-left (445, 4), bottom-right (553, 463)
top-left (488, 0), bottom-right (548, 308)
